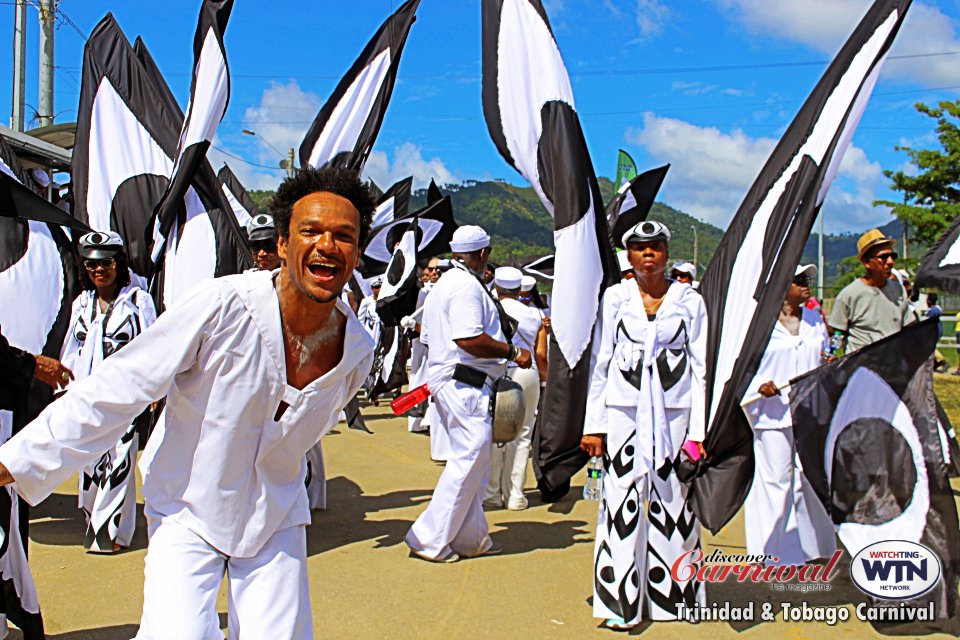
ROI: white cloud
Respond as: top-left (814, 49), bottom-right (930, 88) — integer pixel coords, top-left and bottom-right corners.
top-left (207, 81), bottom-right (321, 192)
top-left (671, 80), bottom-right (719, 96)
top-left (363, 143), bottom-right (459, 191)
top-left (635, 0), bottom-right (671, 38)
top-left (603, 0), bottom-right (671, 39)
top-left (626, 112), bottom-right (889, 232)
top-left (718, 0), bottom-right (960, 87)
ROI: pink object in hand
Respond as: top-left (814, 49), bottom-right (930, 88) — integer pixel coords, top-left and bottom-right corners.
top-left (681, 439), bottom-right (702, 462)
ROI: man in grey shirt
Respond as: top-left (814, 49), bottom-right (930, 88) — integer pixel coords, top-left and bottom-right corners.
top-left (829, 228), bottom-right (913, 353)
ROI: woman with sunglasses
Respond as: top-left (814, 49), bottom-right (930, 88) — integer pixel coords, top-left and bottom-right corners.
top-left (61, 231), bottom-right (157, 553)
top-left (580, 220), bottom-right (708, 629)
top-left (743, 265), bottom-right (836, 566)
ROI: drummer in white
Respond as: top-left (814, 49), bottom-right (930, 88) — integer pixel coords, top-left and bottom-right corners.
top-left (406, 226), bottom-right (532, 562)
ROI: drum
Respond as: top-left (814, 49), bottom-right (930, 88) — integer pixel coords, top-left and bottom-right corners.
top-left (491, 375), bottom-right (526, 444)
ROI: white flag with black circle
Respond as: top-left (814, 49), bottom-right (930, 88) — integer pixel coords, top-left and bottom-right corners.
top-left (482, 0), bottom-right (619, 497)
top-left (376, 218), bottom-right (420, 326)
top-left (362, 193), bottom-right (456, 276)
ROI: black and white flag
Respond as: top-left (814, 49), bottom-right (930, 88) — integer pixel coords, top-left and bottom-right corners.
top-left (362, 193), bottom-right (457, 276)
top-left (152, 0), bottom-right (233, 262)
top-left (482, 0), bottom-right (619, 497)
top-left (520, 253), bottom-right (555, 283)
top-left (606, 164), bottom-right (669, 249)
top-left (371, 176), bottom-right (413, 228)
top-left (370, 327), bottom-right (409, 401)
top-left (0, 138), bottom-right (69, 640)
top-left (692, 0), bottom-right (912, 533)
top-left (0, 137), bottom-right (83, 423)
top-left (789, 319), bottom-right (959, 615)
top-left (299, 0), bottom-right (420, 171)
top-left (914, 213), bottom-right (960, 294)
top-left (218, 163), bottom-right (261, 231)
top-left (376, 218), bottom-right (420, 326)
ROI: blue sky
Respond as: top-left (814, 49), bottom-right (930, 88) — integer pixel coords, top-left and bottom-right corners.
top-left (2, 0), bottom-right (960, 233)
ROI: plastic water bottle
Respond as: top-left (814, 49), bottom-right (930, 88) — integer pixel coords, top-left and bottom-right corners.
top-left (822, 331), bottom-right (843, 364)
top-left (583, 457), bottom-right (603, 500)
top-left (390, 384), bottom-right (430, 415)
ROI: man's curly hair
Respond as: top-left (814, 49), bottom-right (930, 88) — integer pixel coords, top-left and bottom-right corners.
top-left (271, 166), bottom-right (375, 247)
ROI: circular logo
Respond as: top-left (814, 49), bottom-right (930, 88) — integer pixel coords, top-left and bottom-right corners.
top-left (850, 540), bottom-right (941, 600)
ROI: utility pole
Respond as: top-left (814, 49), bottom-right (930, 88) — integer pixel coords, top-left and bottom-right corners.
top-left (37, 0), bottom-right (55, 128)
top-left (690, 224), bottom-right (698, 273)
top-left (11, 0), bottom-right (27, 131)
top-left (818, 211), bottom-right (825, 301)
top-left (286, 148), bottom-right (296, 178)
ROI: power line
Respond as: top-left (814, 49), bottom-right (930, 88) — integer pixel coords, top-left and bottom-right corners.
top-left (47, 49), bottom-right (960, 82)
top-left (211, 144), bottom-right (285, 172)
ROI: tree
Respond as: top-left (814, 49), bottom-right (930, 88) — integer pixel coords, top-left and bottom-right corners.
top-left (876, 100), bottom-right (960, 244)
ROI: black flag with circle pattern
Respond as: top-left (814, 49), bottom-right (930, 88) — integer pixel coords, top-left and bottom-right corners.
top-left (789, 319), bottom-right (960, 615)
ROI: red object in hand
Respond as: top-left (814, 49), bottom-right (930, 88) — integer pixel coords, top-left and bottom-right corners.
top-left (391, 384), bottom-right (430, 415)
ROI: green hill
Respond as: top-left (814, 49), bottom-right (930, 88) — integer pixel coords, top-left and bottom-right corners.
top-left (250, 179), bottom-right (921, 289)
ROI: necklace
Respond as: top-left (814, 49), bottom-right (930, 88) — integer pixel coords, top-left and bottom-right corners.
top-left (644, 296), bottom-right (664, 315)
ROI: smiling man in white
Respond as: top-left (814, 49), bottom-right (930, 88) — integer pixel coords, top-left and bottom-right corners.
top-left (0, 166), bottom-right (375, 639)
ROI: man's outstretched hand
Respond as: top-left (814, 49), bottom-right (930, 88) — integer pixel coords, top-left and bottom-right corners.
top-left (0, 462), bottom-right (15, 487)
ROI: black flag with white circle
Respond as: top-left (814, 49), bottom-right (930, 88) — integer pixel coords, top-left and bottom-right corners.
top-left (789, 319), bottom-right (959, 615)
top-left (606, 164), bottom-right (669, 250)
top-left (371, 177), bottom-right (412, 228)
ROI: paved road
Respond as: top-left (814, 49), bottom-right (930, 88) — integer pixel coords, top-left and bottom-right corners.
top-left (18, 402), bottom-right (960, 638)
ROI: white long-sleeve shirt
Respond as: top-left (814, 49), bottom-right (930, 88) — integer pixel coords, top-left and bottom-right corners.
top-left (584, 280), bottom-right (708, 440)
top-left (744, 307), bottom-right (827, 430)
top-left (0, 270), bottom-right (374, 557)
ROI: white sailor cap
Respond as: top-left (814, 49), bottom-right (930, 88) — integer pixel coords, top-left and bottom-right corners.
top-left (671, 261), bottom-right (697, 278)
top-left (449, 225), bottom-right (490, 253)
top-left (795, 264), bottom-right (817, 279)
top-left (369, 275), bottom-right (384, 288)
top-left (520, 275), bottom-right (536, 292)
top-left (616, 250), bottom-right (632, 273)
top-left (622, 220), bottom-right (671, 247)
top-left (494, 267), bottom-right (523, 290)
top-left (78, 230), bottom-right (124, 259)
top-left (247, 214), bottom-right (276, 242)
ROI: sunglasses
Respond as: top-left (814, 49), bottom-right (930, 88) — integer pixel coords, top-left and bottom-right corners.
top-left (792, 275), bottom-right (811, 286)
top-left (872, 251), bottom-right (898, 262)
top-left (251, 240), bottom-right (278, 253)
top-left (83, 257), bottom-right (116, 271)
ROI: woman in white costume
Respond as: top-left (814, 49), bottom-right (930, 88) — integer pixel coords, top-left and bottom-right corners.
top-left (61, 231), bottom-right (156, 553)
top-left (581, 221), bottom-right (707, 629)
top-left (743, 265), bottom-right (836, 565)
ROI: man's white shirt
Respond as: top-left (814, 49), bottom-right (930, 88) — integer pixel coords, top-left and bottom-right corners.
top-left (0, 270), bottom-right (374, 557)
top-left (421, 266), bottom-right (505, 392)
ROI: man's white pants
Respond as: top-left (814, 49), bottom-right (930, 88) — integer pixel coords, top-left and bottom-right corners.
top-left (427, 401), bottom-right (451, 462)
top-left (485, 367), bottom-right (540, 509)
top-left (406, 381), bottom-right (493, 559)
top-left (137, 520), bottom-right (311, 640)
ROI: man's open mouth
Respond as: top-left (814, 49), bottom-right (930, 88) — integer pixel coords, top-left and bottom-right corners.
top-left (307, 260), bottom-right (339, 279)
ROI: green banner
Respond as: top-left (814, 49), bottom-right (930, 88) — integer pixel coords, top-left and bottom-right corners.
top-left (615, 149), bottom-right (637, 189)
